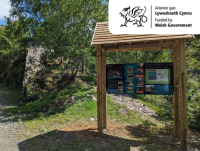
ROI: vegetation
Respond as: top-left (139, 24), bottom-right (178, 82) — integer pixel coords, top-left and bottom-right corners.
top-left (0, 0), bottom-right (200, 133)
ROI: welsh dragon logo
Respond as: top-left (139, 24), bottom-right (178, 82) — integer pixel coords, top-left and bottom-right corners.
top-left (119, 6), bottom-right (148, 27)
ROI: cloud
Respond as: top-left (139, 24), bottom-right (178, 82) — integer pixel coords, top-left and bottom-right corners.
top-left (0, 0), bottom-right (11, 19)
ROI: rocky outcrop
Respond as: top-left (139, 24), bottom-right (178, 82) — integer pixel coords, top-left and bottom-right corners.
top-left (22, 46), bottom-right (46, 100)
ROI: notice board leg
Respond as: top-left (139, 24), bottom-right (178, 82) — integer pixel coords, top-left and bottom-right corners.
top-left (173, 46), bottom-right (179, 137)
top-left (179, 39), bottom-right (187, 149)
top-left (102, 48), bottom-right (107, 129)
top-left (97, 45), bottom-right (103, 136)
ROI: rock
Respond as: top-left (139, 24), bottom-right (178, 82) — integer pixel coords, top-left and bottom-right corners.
top-left (87, 81), bottom-right (94, 85)
top-left (86, 94), bottom-right (97, 101)
top-left (90, 118), bottom-right (95, 122)
top-left (71, 96), bottom-right (76, 100)
top-left (22, 45), bottom-right (47, 99)
top-left (91, 73), bottom-right (97, 77)
top-left (44, 129), bottom-right (47, 132)
top-left (84, 148), bottom-right (91, 151)
top-left (92, 97), bottom-right (97, 101)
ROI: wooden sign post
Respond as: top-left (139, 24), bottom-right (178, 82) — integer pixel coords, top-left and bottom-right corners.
top-left (93, 22), bottom-right (194, 150)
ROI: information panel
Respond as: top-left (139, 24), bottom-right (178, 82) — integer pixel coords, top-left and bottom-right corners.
top-left (106, 63), bottom-right (173, 95)
top-left (144, 63), bottom-right (174, 95)
top-left (106, 64), bottom-right (124, 94)
top-left (124, 63), bottom-right (145, 94)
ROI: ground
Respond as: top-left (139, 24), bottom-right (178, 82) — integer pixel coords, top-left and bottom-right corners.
top-left (0, 86), bottom-right (200, 151)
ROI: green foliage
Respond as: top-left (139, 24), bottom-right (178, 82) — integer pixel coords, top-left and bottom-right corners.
top-left (82, 74), bottom-right (96, 83)
top-left (135, 95), bottom-right (173, 121)
top-left (187, 81), bottom-right (200, 130)
top-left (8, 0), bottom-right (108, 81)
top-left (107, 49), bottom-right (172, 64)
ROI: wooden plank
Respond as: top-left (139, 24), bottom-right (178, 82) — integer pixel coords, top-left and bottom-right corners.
top-left (93, 35), bottom-right (191, 42)
top-left (102, 48), bottom-right (107, 129)
top-left (96, 45), bottom-right (103, 136)
top-left (179, 39), bottom-right (187, 149)
top-left (173, 46), bottom-right (179, 137)
top-left (106, 46), bottom-right (177, 52)
top-left (91, 22), bottom-right (98, 46)
top-left (106, 46), bottom-right (175, 52)
top-left (92, 35), bottom-right (192, 46)
top-left (104, 41), bottom-right (177, 50)
top-left (93, 33), bottom-right (187, 39)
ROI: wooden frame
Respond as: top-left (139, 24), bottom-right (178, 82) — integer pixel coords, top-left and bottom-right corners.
top-left (96, 39), bottom-right (188, 149)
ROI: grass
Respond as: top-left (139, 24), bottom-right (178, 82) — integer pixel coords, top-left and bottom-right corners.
top-left (1, 79), bottom-right (191, 150)
top-left (0, 83), bottom-right (22, 105)
top-left (1, 77), bottom-right (148, 137)
top-left (134, 94), bottom-right (174, 121)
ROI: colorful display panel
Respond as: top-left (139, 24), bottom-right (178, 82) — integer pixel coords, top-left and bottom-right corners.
top-left (106, 64), bottom-right (124, 94)
top-left (106, 63), bottom-right (174, 95)
top-left (124, 63), bottom-right (145, 94)
top-left (145, 69), bottom-right (171, 84)
top-left (144, 63), bottom-right (174, 95)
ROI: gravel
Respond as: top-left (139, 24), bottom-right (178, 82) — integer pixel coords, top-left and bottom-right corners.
top-left (0, 87), bottom-right (24, 151)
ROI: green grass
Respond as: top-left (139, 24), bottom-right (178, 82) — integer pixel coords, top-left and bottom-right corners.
top-left (1, 81), bottom-right (182, 151)
top-left (134, 94), bottom-right (173, 120)
top-left (1, 78), bottom-right (148, 135)
top-left (0, 83), bottom-right (22, 103)
top-left (107, 95), bottom-right (143, 125)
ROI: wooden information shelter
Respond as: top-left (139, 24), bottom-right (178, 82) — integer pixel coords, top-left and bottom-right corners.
top-left (91, 22), bottom-right (195, 149)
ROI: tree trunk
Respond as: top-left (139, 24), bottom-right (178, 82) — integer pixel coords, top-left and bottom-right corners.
top-left (82, 57), bottom-right (85, 74)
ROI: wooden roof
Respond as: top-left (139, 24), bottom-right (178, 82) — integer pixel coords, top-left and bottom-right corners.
top-left (91, 22), bottom-right (194, 46)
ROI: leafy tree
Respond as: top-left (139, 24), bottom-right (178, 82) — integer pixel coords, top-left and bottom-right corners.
top-left (8, 0), bottom-right (108, 79)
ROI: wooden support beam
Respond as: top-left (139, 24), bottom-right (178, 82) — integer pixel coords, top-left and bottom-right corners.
top-left (179, 39), bottom-right (187, 149)
top-left (96, 45), bottom-right (103, 136)
top-left (106, 46), bottom-right (175, 52)
top-left (103, 41), bottom-right (178, 51)
top-left (173, 46), bottom-right (179, 137)
top-left (102, 48), bottom-right (107, 129)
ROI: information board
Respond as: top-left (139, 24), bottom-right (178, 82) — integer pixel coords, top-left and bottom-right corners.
top-left (106, 64), bottom-right (124, 94)
top-left (106, 63), bottom-right (173, 95)
top-left (144, 63), bottom-right (174, 95)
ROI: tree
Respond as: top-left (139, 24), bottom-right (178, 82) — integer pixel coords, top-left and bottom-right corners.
top-left (8, 0), bottom-right (108, 78)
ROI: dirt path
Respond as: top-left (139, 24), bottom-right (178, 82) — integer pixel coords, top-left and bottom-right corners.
top-left (0, 87), bottom-right (23, 151)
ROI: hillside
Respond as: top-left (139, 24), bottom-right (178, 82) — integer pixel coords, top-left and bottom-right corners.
top-left (1, 80), bottom-right (200, 151)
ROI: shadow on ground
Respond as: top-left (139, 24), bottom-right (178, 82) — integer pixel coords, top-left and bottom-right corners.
top-left (18, 125), bottom-right (184, 151)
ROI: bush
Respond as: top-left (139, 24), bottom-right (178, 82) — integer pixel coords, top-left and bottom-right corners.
top-left (187, 83), bottom-right (200, 130)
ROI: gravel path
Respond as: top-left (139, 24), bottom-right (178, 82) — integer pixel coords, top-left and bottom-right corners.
top-left (0, 87), bottom-right (23, 151)
top-left (109, 93), bottom-right (160, 121)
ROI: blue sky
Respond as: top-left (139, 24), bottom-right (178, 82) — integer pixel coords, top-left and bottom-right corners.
top-left (0, 0), bottom-right (11, 25)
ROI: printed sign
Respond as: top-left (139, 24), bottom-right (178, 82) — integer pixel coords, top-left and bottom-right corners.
top-left (106, 63), bottom-right (174, 95)
top-left (109, 0), bottom-right (200, 34)
top-left (144, 63), bottom-right (174, 95)
top-left (106, 64), bottom-right (124, 94)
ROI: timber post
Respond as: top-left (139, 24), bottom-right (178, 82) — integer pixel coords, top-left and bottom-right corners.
top-left (179, 39), bottom-right (187, 149)
top-left (91, 22), bottom-right (194, 149)
top-left (173, 46), bottom-right (180, 137)
top-left (102, 48), bottom-right (107, 129)
top-left (96, 45), bottom-right (103, 136)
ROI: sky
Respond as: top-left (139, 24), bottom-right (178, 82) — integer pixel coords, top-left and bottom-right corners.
top-left (0, 0), bottom-right (11, 25)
